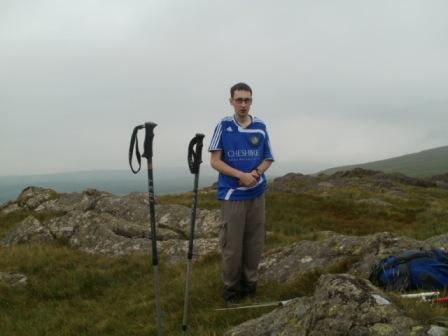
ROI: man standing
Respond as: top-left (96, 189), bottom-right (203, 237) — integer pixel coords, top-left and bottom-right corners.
top-left (209, 82), bottom-right (274, 303)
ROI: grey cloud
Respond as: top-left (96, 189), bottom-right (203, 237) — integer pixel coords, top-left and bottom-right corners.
top-left (1, 0), bottom-right (448, 175)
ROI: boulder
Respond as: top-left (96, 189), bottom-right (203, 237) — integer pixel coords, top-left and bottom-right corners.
top-left (15, 186), bottom-right (59, 210)
top-left (2, 216), bottom-right (54, 245)
top-left (0, 272), bottom-right (28, 287)
top-left (225, 274), bottom-right (444, 336)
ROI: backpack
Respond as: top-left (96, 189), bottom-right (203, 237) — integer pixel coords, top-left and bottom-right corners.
top-left (371, 248), bottom-right (448, 291)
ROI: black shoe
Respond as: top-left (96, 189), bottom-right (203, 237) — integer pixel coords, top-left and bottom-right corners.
top-left (223, 287), bottom-right (242, 304)
top-left (241, 281), bottom-right (257, 298)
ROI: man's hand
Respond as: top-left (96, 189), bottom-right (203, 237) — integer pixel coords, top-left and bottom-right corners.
top-left (250, 169), bottom-right (260, 179)
top-left (238, 172), bottom-right (258, 187)
top-left (211, 151), bottom-right (263, 188)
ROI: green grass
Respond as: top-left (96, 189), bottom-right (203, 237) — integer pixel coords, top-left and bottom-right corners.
top-left (0, 246), bottom-right (318, 336)
top-left (1, 182), bottom-right (448, 335)
top-left (0, 244), bottom-right (367, 336)
top-left (264, 189), bottom-right (448, 241)
top-left (391, 290), bottom-right (448, 328)
top-left (159, 186), bottom-right (448, 242)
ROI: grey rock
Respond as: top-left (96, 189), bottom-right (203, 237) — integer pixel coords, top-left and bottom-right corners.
top-left (355, 198), bottom-right (392, 207)
top-left (0, 272), bottom-right (28, 287)
top-left (94, 194), bottom-right (222, 239)
top-left (16, 186), bottom-right (58, 211)
top-left (94, 192), bottom-right (150, 223)
top-left (317, 181), bottom-right (335, 190)
top-left (35, 189), bottom-right (112, 213)
top-left (2, 216), bottom-right (54, 245)
top-left (428, 325), bottom-right (448, 336)
top-left (226, 274), bottom-right (429, 336)
top-left (0, 202), bottom-right (21, 215)
top-left (259, 232), bottom-right (448, 284)
top-left (159, 238), bottom-right (220, 262)
top-left (224, 297), bottom-right (312, 336)
top-left (68, 211), bottom-right (150, 256)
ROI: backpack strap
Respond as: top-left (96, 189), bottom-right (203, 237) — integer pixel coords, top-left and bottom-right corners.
top-left (394, 249), bottom-right (435, 264)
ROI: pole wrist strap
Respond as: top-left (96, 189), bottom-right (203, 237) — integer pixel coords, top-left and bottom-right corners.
top-left (129, 125), bottom-right (144, 173)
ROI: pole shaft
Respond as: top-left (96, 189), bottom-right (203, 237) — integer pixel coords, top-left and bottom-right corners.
top-left (147, 162), bottom-right (159, 264)
top-left (146, 159), bottom-right (163, 336)
top-left (181, 260), bottom-right (193, 334)
top-left (153, 265), bottom-right (163, 336)
top-left (182, 171), bottom-right (200, 334)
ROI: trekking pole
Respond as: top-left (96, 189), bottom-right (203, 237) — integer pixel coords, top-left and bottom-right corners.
top-left (129, 122), bottom-right (163, 336)
top-left (433, 296), bottom-right (448, 303)
top-left (400, 291), bottom-right (448, 304)
top-left (181, 133), bottom-right (205, 335)
top-left (214, 299), bottom-right (294, 311)
top-left (400, 291), bottom-right (440, 300)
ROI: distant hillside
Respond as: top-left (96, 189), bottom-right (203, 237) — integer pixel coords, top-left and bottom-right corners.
top-left (320, 146), bottom-right (448, 177)
top-left (0, 168), bottom-right (218, 205)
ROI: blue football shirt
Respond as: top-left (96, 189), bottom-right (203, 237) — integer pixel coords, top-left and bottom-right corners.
top-left (208, 115), bottom-right (274, 201)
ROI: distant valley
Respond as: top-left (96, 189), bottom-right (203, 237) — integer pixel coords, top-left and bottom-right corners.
top-left (1, 145), bottom-right (447, 204)
top-left (0, 168), bottom-right (218, 205)
top-left (0, 162), bottom-right (329, 204)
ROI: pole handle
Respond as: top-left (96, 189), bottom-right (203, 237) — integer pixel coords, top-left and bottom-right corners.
top-left (142, 122), bottom-right (158, 159)
top-left (188, 133), bottom-right (205, 174)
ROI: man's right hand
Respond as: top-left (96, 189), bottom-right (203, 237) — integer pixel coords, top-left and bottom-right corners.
top-left (238, 172), bottom-right (258, 187)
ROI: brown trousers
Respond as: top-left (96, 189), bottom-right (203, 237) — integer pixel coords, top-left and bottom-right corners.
top-left (219, 194), bottom-right (266, 290)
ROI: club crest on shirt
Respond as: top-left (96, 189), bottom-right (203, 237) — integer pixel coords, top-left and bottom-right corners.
top-left (250, 135), bottom-right (260, 146)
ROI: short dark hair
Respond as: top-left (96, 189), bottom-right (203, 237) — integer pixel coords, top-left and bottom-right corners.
top-left (230, 82), bottom-right (252, 97)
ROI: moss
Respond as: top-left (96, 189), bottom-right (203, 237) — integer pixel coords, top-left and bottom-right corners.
top-left (370, 323), bottom-right (395, 335)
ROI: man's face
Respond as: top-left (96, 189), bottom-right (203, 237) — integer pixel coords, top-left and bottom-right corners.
top-left (230, 90), bottom-right (252, 119)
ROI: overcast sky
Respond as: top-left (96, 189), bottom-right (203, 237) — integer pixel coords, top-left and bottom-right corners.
top-left (1, 0), bottom-right (447, 176)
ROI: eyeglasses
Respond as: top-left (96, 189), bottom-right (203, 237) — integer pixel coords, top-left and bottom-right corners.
top-left (233, 98), bottom-right (253, 104)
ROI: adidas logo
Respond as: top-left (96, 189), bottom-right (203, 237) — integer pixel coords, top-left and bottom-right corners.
top-left (226, 126), bottom-right (233, 132)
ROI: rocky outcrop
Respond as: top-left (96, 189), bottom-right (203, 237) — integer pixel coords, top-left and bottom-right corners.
top-left (1, 187), bottom-right (221, 261)
top-left (231, 231), bottom-right (448, 335)
top-left (259, 231), bottom-right (448, 284)
top-left (225, 273), bottom-right (447, 336)
top-left (429, 173), bottom-right (448, 188)
top-left (3, 186), bottom-right (448, 273)
top-left (272, 168), bottom-right (438, 195)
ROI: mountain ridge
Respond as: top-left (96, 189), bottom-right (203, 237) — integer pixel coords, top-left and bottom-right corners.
top-left (320, 145), bottom-right (448, 177)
